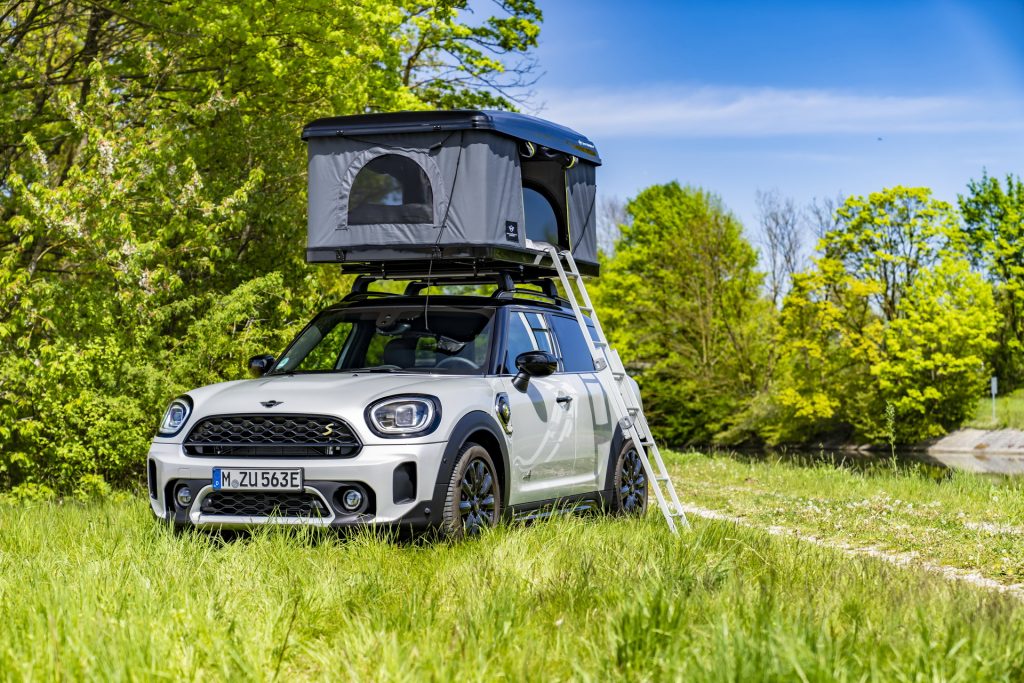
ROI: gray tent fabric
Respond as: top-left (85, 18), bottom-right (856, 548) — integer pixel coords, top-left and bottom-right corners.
top-left (305, 119), bottom-right (599, 271)
top-left (443, 131), bottom-right (524, 246)
top-left (309, 133), bottom-right (453, 247)
top-left (566, 163), bottom-right (598, 265)
top-left (307, 131), bottom-right (523, 253)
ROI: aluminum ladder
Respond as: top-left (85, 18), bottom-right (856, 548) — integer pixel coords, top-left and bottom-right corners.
top-left (531, 243), bottom-right (689, 534)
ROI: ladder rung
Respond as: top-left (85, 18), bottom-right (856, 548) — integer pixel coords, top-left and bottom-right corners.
top-left (655, 476), bottom-right (670, 482)
top-left (593, 341), bottom-right (608, 347)
top-left (579, 306), bottom-right (593, 313)
top-left (612, 372), bottom-right (625, 380)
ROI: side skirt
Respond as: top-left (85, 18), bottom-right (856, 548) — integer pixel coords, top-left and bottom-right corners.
top-left (507, 491), bottom-right (614, 523)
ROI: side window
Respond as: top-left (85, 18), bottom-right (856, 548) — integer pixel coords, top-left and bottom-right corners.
top-left (348, 155), bottom-right (433, 225)
top-left (550, 315), bottom-right (596, 372)
top-left (502, 311), bottom-right (554, 373)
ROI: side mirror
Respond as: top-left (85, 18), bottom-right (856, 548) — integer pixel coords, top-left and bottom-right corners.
top-left (512, 351), bottom-right (557, 392)
top-left (248, 354), bottom-right (276, 378)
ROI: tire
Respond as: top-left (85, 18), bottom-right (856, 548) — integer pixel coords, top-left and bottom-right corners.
top-left (442, 441), bottom-right (502, 538)
top-left (611, 440), bottom-right (648, 516)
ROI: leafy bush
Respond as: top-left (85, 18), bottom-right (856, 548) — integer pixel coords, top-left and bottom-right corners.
top-left (593, 183), bottom-right (771, 446)
top-left (958, 172), bottom-right (1024, 389)
top-left (0, 1), bottom-right (542, 494)
top-left (766, 187), bottom-right (998, 444)
top-left (0, 274), bottom-right (293, 492)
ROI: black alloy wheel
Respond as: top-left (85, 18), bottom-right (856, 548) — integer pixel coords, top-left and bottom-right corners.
top-left (443, 442), bottom-right (502, 537)
top-left (613, 442), bottom-right (648, 515)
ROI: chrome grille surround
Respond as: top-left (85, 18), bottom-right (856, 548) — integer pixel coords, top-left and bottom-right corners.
top-left (183, 414), bottom-right (360, 457)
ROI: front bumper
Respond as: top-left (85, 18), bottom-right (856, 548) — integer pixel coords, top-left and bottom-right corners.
top-left (147, 441), bottom-right (446, 529)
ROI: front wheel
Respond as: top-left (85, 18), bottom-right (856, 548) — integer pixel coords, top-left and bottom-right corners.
top-left (611, 441), bottom-right (648, 516)
top-left (442, 442), bottom-right (502, 538)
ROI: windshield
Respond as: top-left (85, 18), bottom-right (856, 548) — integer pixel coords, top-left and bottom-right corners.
top-left (271, 305), bottom-right (495, 376)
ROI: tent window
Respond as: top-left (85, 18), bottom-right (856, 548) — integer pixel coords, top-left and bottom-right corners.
top-left (523, 186), bottom-right (561, 246)
top-left (348, 155), bottom-right (433, 225)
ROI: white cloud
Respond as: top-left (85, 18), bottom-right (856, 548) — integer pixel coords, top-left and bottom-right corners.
top-left (533, 86), bottom-right (1024, 138)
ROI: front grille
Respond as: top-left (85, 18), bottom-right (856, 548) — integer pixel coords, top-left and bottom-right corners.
top-left (199, 491), bottom-right (328, 518)
top-left (184, 414), bottom-right (360, 457)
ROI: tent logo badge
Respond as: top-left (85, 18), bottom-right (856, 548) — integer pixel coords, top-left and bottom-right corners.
top-left (505, 221), bottom-right (519, 242)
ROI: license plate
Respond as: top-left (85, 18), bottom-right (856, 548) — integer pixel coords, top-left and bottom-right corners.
top-left (212, 468), bottom-right (303, 491)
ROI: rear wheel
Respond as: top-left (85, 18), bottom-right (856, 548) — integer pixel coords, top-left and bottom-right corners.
top-left (442, 442), bottom-right (502, 538)
top-left (611, 441), bottom-right (648, 516)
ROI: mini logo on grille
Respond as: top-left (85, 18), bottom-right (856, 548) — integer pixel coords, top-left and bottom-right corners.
top-left (260, 400), bottom-right (284, 408)
top-left (323, 423), bottom-right (335, 436)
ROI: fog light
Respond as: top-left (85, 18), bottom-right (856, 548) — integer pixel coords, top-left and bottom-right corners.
top-left (175, 485), bottom-right (192, 507)
top-left (342, 488), bottom-right (363, 511)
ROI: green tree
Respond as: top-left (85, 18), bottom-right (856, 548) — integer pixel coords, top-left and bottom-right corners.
top-left (958, 172), bottom-right (1024, 388)
top-left (0, 0), bottom-right (541, 494)
top-left (593, 183), bottom-right (770, 446)
top-left (769, 187), bottom-right (997, 444)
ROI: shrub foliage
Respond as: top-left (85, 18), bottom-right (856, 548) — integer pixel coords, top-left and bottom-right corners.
top-left (596, 185), bottom-right (1003, 447)
top-left (0, 0), bottom-right (541, 494)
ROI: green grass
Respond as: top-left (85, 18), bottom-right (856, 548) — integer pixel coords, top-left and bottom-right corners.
top-left (966, 388), bottom-right (1024, 430)
top-left (673, 450), bottom-right (1024, 585)
top-left (3, 470), bottom-right (1024, 681)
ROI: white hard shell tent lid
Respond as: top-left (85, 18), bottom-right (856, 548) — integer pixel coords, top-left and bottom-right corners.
top-left (302, 110), bottom-right (601, 276)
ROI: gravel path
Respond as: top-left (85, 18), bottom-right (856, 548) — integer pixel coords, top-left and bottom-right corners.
top-left (682, 503), bottom-right (1024, 601)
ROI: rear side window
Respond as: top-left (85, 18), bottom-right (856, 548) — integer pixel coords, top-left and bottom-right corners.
top-left (550, 315), bottom-right (596, 372)
top-left (348, 155), bottom-right (433, 225)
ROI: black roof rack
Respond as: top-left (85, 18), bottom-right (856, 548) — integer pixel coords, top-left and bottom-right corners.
top-left (341, 270), bottom-right (571, 309)
top-left (330, 245), bottom-right (598, 279)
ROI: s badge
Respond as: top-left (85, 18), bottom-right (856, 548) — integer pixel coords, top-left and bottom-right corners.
top-left (505, 221), bottom-right (519, 243)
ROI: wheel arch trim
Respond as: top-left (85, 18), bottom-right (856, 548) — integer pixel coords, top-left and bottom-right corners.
top-left (428, 410), bottom-right (510, 525)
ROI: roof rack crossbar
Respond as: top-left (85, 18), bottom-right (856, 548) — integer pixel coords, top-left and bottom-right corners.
top-left (492, 282), bottom-right (569, 308)
top-left (344, 271), bottom-right (570, 308)
top-left (402, 272), bottom-right (515, 296)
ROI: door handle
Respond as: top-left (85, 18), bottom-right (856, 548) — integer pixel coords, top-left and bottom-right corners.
top-left (556, 395), bottom-right (573, 404)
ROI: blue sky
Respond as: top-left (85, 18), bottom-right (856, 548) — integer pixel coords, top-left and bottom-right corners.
top-left (523, 0), bottom-right (1024, 236)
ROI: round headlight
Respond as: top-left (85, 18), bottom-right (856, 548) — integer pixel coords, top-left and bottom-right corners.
top-left (366, 395), bottom-right (440, 437)
top-left (158, 396), bottom-right (193, 437)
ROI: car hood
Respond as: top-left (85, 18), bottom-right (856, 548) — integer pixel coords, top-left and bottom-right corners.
top-left (163, 372), bottom-right (490, 444)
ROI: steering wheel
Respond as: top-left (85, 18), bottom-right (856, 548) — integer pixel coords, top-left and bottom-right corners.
top-left (435, 357), bottom-right (479, 371)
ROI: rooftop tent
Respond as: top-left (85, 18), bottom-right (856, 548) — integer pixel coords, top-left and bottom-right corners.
top-left (302, 110), bottom-right (602, 276)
